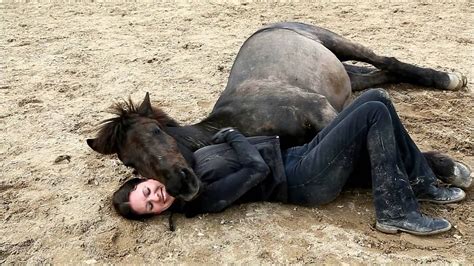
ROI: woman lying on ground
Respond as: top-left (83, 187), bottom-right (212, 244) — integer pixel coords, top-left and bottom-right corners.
top-left (112, 89), bottom-right (471, 236)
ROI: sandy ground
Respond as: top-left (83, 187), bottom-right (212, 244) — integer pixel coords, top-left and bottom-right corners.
top-left (1, 1), bottom-right (473, 264)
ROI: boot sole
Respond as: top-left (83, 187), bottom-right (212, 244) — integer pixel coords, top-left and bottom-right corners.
top-left (418, 189), bottom-right (466, 204)
top-left (376, 222), bottom-right (452, 236)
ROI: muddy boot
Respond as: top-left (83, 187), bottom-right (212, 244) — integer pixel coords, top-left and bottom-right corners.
top-left (376, 212), bottom-right (451, 236)
top-left (423, 151), bottom-right (472, 189)
top-left (417, 186), bottom-right (466, 204)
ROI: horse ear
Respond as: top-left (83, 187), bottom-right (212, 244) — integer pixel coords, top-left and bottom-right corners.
top-left (87, 138), bottom-right (117, 155)
top-left (138, 92), bottom-right (153, 116)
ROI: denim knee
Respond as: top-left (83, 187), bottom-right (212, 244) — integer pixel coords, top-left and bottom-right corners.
top-left (359, 101), bottom-right (391, 124)
top-left (365, 88), bottom-right (391, 102)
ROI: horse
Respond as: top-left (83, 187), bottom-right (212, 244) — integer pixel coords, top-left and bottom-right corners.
top-left (87, 22), bottom-right (467, 201)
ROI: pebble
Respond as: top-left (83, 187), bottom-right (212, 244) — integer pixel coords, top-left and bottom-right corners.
top-left (84, 259), bottom-right (97, 264)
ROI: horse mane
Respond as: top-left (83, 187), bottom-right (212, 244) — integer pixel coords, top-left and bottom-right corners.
top-left (90, 98), bottom-right (179, 154)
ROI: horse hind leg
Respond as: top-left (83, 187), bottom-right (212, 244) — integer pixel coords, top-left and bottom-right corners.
top-left (359, 52), bottom-right (467, 91)
top-left (302, 25), bottom-right (467, 91)
top-left (343, 63), bottom-right (399, 91)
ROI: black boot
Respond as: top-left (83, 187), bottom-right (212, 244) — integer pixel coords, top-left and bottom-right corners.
top-left (376, 212), bottom-right (451, 236)
top-left (417, 186), bottom-right (465, 204)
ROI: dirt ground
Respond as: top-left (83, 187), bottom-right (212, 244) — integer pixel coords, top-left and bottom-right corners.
top-left (1, 1), bottom-right (473, 264)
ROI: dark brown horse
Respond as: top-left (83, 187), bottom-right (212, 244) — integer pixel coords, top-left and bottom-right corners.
top-left (87, 22), bottom-right (466, 201)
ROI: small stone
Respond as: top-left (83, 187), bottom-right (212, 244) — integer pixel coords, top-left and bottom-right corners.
top-left (54, 155), bottom-right (71, 164)
top-left (87, 178), bottom-right (99, 186)
top-left (84, 259), bottom-right (97, 264)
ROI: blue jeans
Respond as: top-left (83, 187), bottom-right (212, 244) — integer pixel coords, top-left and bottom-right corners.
top-left (283, 89), bottom-right (437, 220)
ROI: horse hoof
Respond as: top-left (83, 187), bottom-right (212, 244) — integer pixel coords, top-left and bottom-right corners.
top-left (446, 72), bottom-right (467, 90)
top-left (449, 161), bottom-right (472, 189)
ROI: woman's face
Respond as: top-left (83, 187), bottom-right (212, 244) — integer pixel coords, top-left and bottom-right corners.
top-left (129, 179), bottom-right (175, 215)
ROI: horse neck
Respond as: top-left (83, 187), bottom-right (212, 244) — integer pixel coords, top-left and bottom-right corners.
top-left (164, 122), bottom-right (219, 165)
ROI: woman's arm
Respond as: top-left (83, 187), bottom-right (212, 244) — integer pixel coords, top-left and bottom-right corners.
top-left (184, 129), bottom-right (270, 217)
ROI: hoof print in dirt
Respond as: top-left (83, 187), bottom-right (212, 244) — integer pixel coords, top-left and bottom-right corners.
top-left (18, 98), bottom-right (43, 107)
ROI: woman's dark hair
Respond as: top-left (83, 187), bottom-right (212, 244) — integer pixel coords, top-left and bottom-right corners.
top-left (112, 178), bottom-right (155, 220)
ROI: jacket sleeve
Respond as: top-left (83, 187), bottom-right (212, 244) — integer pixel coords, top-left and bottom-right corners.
top-left (184, 131), bottom-right (270, 217)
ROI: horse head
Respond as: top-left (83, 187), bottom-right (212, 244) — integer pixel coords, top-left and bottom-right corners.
top-left (87, 93), bottom-right (201, 201)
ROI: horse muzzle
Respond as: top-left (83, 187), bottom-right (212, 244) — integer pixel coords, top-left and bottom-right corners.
top-left (166, 167), bottom-right (201, 201)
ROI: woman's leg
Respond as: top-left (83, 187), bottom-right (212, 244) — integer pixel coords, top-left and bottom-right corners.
top-left (299, 88), bottom-right (465, 200)
top-left (344, 89), bottom-right (466, 200)
top-left (356, 89), bottom-right (436, 190)
top-left (285, 101), bottom-right (416, 213)
top-left (325, 89), bottom-right (434, 184)
top-left (284, 101), bottom-right (451, 234)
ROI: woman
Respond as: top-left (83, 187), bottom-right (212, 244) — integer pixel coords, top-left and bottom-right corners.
top-left (112, 89), bottom-right (471, 235)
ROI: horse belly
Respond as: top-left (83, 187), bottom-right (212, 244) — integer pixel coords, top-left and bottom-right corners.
top-left (210, 83), bottom-right (338, 148)
top-left (224, 29), bottom-right (351, 111)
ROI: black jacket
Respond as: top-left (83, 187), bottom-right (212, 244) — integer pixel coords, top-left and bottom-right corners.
top-left (176, 131), bottom-right (288, 217)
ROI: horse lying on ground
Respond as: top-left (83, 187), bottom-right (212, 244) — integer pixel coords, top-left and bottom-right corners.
top-left (87, 22), bottom-right (467, 200)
